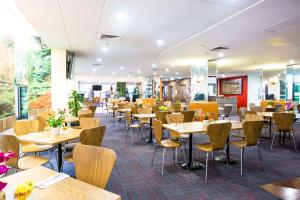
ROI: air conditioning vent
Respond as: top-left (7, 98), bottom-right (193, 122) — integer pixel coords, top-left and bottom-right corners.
top-left (99, 34), bottom-right (120, 40)
top-left (210, 46), bottom-right (230, 51)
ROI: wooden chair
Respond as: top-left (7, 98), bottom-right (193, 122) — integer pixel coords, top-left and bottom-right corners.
top-left (36, 111), bottom-right (56, 131)
top-left (220, 104), bottom-right (233, 120)
top-left (237, 108), bottom-right (247, 122)
top-left (79, 117), bottom-right (100, 130)
top-left (0, 134), bottom-right (51, 171)
top-left (151, 119), bottom-right (186, 175)
top-left (88, 105), bottom-right (97, 114)
top-left (137, 107), bottom-right (151, 126)
top-left (245, 114), bottom-right (264, 121)
top-left (196, 122), bottom-right (232, 182)
top-left (231, 121), bottom-right (264, 176)
top-left (78, 109), bottom-right (93, 116)
top-left (166, 114), bottom-right (189, 140)
top-left (73, 144), bottom-right (116, 189)
top-left (155, 111), bottom-right (171, 124)
top-left (251, 106), bottom-right (264, 112)
top-left (125, 111), bottom-right (142, 144)
top-left (271, 113), bottom-right (297, 152)
top-left (13, 120), bottom-right (53, 154)
top-left (181, 111), bottom-right (195, 122)
top-left (62, 126), bottom-right (106, 170)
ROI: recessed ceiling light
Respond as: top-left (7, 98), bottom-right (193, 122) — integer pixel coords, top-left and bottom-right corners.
top-left (152, 64), bottom-right (156, 68)
top-left (171, 77), bottom-right (174, 81)
top-left (120, 66), bottom-right (124, 70)
top-left (160, 75), bottom-right (164, 78)
top-left (172, 64), bottom-right (175, 67)
top-left (178, 77), bottom-right (181, 79)
top-left (218, 52), bottom-right (224, 57)
top-left (97, 58), bottom-right (102, 62)
top-left (175, 72), bottom-right (179, 75)
top-left (137, 70), bottom-right (141, 74)
top-left (221, 73), bottom-right (225, 78)
top-left (153, 72), bottom-right (157, 75)
top-left (92, 68), bottom-right (96, 72)
top-left (278, 74), bottom-right (281, 77)
top-left (289, 59), bottom-right (295, 64)
top-left (115, 12), bottom-right (128, 22)
top-left (165, 68), bottom-right (169, 72)
top-left (102, 46), bottom-right (108, 52)
top-left (156, 39), bottom-right (164, 46)
top-left (112, 72), bottom-right (116, 75)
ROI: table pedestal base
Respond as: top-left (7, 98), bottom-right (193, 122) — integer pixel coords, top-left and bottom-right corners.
top-left (180, 161), bottom-right (205, 170)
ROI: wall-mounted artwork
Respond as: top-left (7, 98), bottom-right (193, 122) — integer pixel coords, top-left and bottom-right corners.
top-left (221, 79), bottom-right (242, 95)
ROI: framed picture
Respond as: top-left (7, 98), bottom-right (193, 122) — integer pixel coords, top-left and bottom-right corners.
top-left (221, 79), bottom-right (242, 95)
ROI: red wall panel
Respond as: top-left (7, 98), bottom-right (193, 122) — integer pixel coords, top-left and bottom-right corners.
top-left (218, 76), bottom-right (248, 108)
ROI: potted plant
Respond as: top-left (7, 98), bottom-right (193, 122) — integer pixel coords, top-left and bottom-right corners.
top-left (68, 90), bottom-right (84, 117)
top-left (267, 102), bottom-right (273, 108)
top-left (47, 114), bottom-right (64, 134)
top-left (159, 106), bottom-right (168, 112)
top-left (203, 112), bottom-right (210, 123)
top-left (173, 100), bottom-right (181, 112)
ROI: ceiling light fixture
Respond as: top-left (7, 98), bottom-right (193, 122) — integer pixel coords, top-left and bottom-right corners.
top-left (92, 68), bottom-right (96, 72)
top-left (120, 66), bottom-right (124, 70)
top-left (221, 73), bottom-right (225, 78)
top-left (289, 59), bottom-right (295, 64)
top-left (171, 78), bottom-right (174, 81)
top-left (153, 72), bottom-right (157, 75)
top-left (160, 75), bottom-right (164, 78)
top-left (112, 72), bottom-right (116, 75)
top-left (152, 64), bottom-right (156, 68)
top-left (137, 70), bottom-right (141, 74)
top-left (175, 72), bottom-right (179, 75)
top-left (97, 58), bottom-right (102, 62)
top-left (178, 77), bottom-right (181, 79)
top-left (218, 52), bottom-right (224, 57)
top-left (172, 64), bottom-right (175, 67)
top-left (156, 39), bottom-right (164, 46)
top-left (102, 46), bottom-right (108, 52)
top-left (165, 68), bottom-right (169, 72)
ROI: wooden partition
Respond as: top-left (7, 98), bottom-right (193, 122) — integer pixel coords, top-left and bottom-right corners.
top-left (188, 102), bottom-right (218, 120)
top-left (0, 115), bottom-right (16, 132)
top-left (260, 100), bottom-right (286, 110)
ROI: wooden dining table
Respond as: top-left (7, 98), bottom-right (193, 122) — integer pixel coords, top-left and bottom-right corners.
top-left (0, 166), bottom-right (121, 200)
top-left (18, 128), bottom-right (82, 172)
top-left (132, 113), bottom-right (156, 143)
top-left (163, 120), bottom-right (243, 170)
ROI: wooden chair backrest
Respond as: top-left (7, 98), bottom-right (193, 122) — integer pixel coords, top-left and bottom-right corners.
top-left (79, 113), bottom-right (94, 120)
top-left (245, 110), bottom-right (257, 115)
top-left (243, 121), bottom-right (264, 146)
top-left (155, 111), bottom-right (171, 124)
top-left (13, 120), bottom-right (39, 136)
top-left (131, 105), bottom-right (138, 114)
top-left (273, 112), bottom-right (295, 131)
top-left (245, 114), bottom-right (264, 121)
top-left (78, 109), bottom-right (92, 116)
top-left (80, 126), bottom-right (106, 147)
top-left (79, 117), bottom-right (100, 129)
top-left (124, 111), bottom-right (132, 127)
top-left (166, 114), bottom-right (184, 124)
top-left (251, 106), bottom-right (264, 112)
top-left (181, 111), bottom-right (195, 122)
top-left (73, 145), bottom-right (116, 189)
top-left (138, 107), bottom-right (151, 114)
top-left (152, 119), bottom-right (163, 143)
top-left (207, 123), bottom-right (232, 150)
top-left (0, 134), bottom-right (19, 168)
top-left (88, 105), bottom-right (97, 114)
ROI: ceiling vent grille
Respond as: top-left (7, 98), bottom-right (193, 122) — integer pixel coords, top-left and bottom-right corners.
top-left (99, 34), bottom-right (120, 40)
top-left (210, 46), bottom-right (229, 51)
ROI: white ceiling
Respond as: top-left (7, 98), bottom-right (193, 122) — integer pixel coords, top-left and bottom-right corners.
top-left (13, 0), bottom-right (300, 78)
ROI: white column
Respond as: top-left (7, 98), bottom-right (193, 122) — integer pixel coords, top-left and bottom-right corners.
top-left (51, 49), bottom-right (68, 110)
top-left (190, 61), bottom-right (208, 101)
top-left (248, 71), bottom-right (263, 106)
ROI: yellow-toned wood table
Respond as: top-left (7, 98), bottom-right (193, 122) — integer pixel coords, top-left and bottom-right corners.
top-left (0, 166), bottom-right (121, 200)
top-left (18, 128), bottom-right (82, 172)
top-left (163, 120), bottom-right (242, 170)
top-left (132, 114), bottom-right (156, 143)
top-left (64, 116), bottom-right (79, 124)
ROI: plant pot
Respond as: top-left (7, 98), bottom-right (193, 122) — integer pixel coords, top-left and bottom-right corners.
top-left (52, 127), bottom-right (61, 134)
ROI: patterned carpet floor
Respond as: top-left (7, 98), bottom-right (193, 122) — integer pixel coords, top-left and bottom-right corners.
top-left (59, 113), bottom-right (300, 200)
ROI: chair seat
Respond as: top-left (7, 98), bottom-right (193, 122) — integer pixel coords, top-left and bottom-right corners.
top-left (196, 143), bottom-right (213, 152)
top-left (21, 143), bottom-right (53, 153)
top-left (18, 156), bottom-right (49, 170)
top-left (160, 139), bottom-right (180, 148)
top-left (130, 124), bottom-right (140, 128)
top-left (64, 153), bottom-right (74, 163)
top-left (230, 140), bottom-right (247, 148)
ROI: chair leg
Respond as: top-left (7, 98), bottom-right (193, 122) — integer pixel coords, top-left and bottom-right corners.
top-left (162, 148), bottom-right (166, 176)
top-left (271, 132), bottom-right (277, 149)
top-left (291, 133), bottom-right (298, 152)
top-left (151, 145), bottom-right (157, 166)
top-left (175, 147), bottom-right (178, 163)
top-left (205, 152), bottom-right (209, 182)
top-left (224, 150), bottom-right (230, 178)
top-left (140, 127), bottom-right (143, 140)
top-left (257, 146), bottom-right (264, 172)
top-left (130, 129), bottom-right (134, 144)
top-left (181, 145), bottom-right (187, 166)
top-left (240, 148), bottom-right (244, 176)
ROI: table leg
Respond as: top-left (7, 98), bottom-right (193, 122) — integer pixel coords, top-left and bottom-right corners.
top-left (57, 143), bottom-right (62, 172)
top-left (145, 118), bottom-right (153, 143)
top-left (180, 134), bottom-right (204, 170)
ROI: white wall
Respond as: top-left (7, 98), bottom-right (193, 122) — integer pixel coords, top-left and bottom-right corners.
top-left (247, 71), bottom-right (262, 107)
top-left (51, 49), bottom-right (68, 110)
